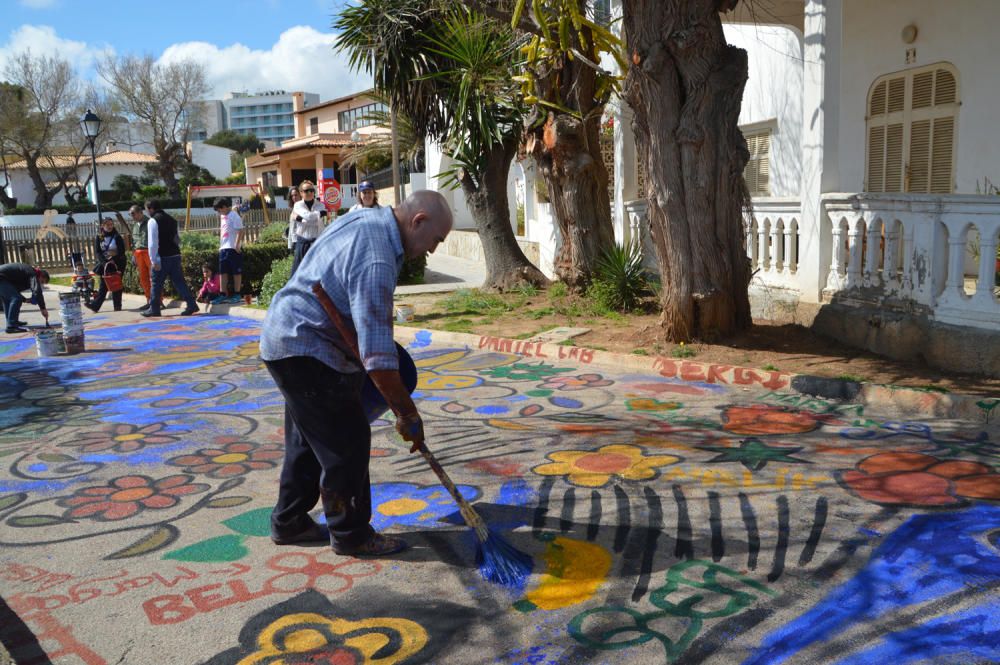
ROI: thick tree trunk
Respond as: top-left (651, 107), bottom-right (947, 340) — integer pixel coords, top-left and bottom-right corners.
top-left (461, 137), bottom-right (548, 292)
top-left (622, 0), bottom-right (752, 342)
top-left (26, 155), bottom-right (56, 209)
top-left (528, 113), bottom-right (615, 289)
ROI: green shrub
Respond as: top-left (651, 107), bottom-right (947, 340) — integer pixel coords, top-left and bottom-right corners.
top-left (588, 240), bottom-right (647, 312)
top-left (180, 231), bottom-right (218, 252)
top-left (139, 185), bottom-right (168, 200)
top-left (399, 255), bottom-right (426, 285)
top-left (258, 254), bottom-right (294, 307)
top-left (257, 221), bottom-right (290, 245)
top-left (548, 282), bottom-right (568, 299)
top-left (121, 242), bottom-right (289, 298)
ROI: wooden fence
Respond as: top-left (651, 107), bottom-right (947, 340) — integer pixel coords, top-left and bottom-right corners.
top-left (1, 209), bottom-right (271, 271)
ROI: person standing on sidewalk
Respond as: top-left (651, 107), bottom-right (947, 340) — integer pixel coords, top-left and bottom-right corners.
top-left (0, 262), bottom-right (49, 333)
top-left (127, 204), bottom-right (162, 310)
top-left (141, 200), bottom-right (198, 318)
top-left (86, 218), bottom-right (126, 313)
top-left (259, 190), bottom-right (453, 555)
top-left (211, 197), bottom-right (245, 305)
top-left (290, 180), bottom-right (327, 275)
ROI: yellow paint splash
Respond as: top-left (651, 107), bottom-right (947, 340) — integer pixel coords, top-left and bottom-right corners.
top-left (519, 537), bottom-right (611, 612)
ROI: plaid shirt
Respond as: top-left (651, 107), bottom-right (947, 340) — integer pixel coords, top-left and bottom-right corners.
top-left (259, 206), bottom-right (403, 373)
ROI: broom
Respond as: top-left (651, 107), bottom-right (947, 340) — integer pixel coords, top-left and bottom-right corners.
top-left (310, 283), bottom-right (533, 587)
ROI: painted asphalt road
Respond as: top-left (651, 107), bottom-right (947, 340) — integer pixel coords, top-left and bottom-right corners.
top-left (1, 311), bottom-right (998, 665)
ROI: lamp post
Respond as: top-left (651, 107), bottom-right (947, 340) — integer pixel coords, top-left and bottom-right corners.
top-left (80, 110), bottom-right (103, 223)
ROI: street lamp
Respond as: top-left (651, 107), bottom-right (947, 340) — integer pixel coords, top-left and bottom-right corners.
top-left (80, 109), bottom-right (103, 222)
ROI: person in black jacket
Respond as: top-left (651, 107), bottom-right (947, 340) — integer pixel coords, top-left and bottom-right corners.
top-left (0, 262), bottom-right (49, 333)
top-left (141, 199), bottom-right (198, 317)
top-left (87, 217), bottom-right (127, 313)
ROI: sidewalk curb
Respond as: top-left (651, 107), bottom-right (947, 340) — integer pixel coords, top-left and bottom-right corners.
top-left (393, 326), bottom-right (999, 424)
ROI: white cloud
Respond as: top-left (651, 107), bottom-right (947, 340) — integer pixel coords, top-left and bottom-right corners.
top-left (0, 25), bottom-right (113, 78)
top-left (158, 26), bottom-right (372, 101)
top-left (19, 0), bottom-right (58, 8)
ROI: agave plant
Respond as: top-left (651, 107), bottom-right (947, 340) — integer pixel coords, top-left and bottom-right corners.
top-left (590, 240), bottom-right (648, 312)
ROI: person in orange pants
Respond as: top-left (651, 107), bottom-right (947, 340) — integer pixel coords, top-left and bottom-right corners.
top-left (128, 204), bottom-right (162, 309)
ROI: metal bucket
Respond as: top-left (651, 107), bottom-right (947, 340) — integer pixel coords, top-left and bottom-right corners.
top-left (35, 330), bottom-right (59, 357)
top-left (63, 332), bottom-right (85, 355)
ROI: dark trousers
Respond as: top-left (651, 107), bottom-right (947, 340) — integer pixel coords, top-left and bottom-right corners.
top-left (91, 263), bottom-right (123, 312)
top-left (149, 255), bottom-right (195, 314)
top-left (0, 280), bottom-right (23, 328)
top-left (264, 356), bottom-right (373, 549)
top-left (291, 239), bottom-right (315, 275)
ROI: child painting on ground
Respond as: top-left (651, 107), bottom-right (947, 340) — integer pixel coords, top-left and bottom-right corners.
top-left (212, 197), bottom-right (244, 304)
top-left (197, 263), bottom-right (221, 304)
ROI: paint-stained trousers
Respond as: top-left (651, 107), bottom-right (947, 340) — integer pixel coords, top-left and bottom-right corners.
top-left (264, 356), bottom-right (373, 550)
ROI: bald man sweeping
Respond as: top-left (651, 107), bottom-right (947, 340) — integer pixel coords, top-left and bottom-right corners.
top-left (259, 190), bottom-right (453, 556)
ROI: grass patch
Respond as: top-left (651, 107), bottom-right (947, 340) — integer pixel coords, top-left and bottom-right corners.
top-left (48, 276), bottom-right (75, 288)
top-left (440, 318), bottom-right (476, 333)
top-left (548, 282), bottom-right (568, 299)
top-left (527, 306), bottom-right (555, 320)
top-left (912, 384), bottom-right (950, 394)
top-left (632, 349), bottom-right (650, 356)
top-left (437, 289), bottom-right (508, 316)
top-left (836, 374), bottom-right (866, 383)
top-left (762, 363), bottom-right (779, 371)
top-left (671, 344), bottom-right (697, 359)
top-left (513, 283), bottom-right (540, 298)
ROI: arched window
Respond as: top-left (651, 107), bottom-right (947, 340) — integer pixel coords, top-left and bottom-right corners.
top-left (866, 63), bottom-right (959, 194)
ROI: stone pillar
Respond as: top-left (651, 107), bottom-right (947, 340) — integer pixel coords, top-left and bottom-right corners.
top-left (846, 221), bottom-right (863, 289)
top-left (611, 0), bottom-right (638, 247)
top-left (864, 220), bottom-right (882, 288)
top-left (800, 0), bottom-right (843, 300)
top-left (825, 218), bottom-right (846, 292)
top-left (975, 223), bottom-right (999, 300)
top-left (758, 222), bottom-right (771, 273)
top-left (782, 224), bottom-right (794, 274)
top-left (945, 227), bottom-right (968, 296)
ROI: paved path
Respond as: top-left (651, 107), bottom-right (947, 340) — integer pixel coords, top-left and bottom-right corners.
top-left (1, 308), bottom-right (998, 664)
top-left (396, 252), bottom-right (486, 295)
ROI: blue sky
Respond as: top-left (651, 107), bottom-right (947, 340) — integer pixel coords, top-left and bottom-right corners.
top-left (2, 0), bottom-right (369, 100)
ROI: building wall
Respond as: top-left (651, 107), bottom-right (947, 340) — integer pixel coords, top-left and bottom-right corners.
top-left (189, 143), bottom-right (235, 181)
top-left (5, 163), bottom-right (149, 207)
top-left (300, 95), bottom-right (384, 136)
top-left (724, 23), bottom-right (804, 198)
top-left (839, 0), bottom-right (999, 194)
top-left (224, 92), bottom-right (319, 145)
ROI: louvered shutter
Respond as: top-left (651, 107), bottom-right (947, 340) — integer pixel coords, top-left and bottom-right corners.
top-left (866, 64), bottom-right (958, 195)
top-left (741, 128), bottom-right (771, 197)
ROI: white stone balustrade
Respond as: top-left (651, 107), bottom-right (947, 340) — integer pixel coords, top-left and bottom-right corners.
top-left (823, 193), bottom-right (1000, 330)
top-left (746, 198), bottom-right (802, 289)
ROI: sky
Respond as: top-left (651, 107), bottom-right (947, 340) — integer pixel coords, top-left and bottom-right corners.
top-left (0, 0), bottom-right (371, 101)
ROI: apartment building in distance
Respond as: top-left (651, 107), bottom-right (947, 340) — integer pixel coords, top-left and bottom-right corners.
top-left (192, 91), bottom-right (321, 146)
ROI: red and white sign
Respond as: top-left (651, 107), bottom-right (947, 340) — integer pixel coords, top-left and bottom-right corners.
top-left (319, 178), bottom-right (342, 212)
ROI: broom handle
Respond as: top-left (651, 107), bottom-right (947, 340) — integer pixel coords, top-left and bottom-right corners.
top-left (310, 283), bottom-right (489, 541)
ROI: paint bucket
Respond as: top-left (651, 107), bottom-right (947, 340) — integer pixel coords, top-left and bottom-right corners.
top-left (59, 291), bottom-right (85, 340)
top-left (63, 332), bottom-right (85, 355)
top-left (35, 329), bottom-right (59, 357)
top-left (55, 331), bottom-right (66, 354)
top-left (395, 303), bottom-right (415, 323)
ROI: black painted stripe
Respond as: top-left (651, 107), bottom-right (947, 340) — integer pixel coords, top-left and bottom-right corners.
top-left (768, 495), bottom-right (790, 582)
top-left (533, 477), bottom-right (555, 536)
top-left (613, 485), bottom-right (630, 553)
top-left (799, 496), bottom-right (828, 566)
top-left (560, 488), bottom-right (575, 533)
top-left (708, 491), bottom-right (725, 562)
top-left (739, 493), bottom-right (760, 570)
top-left (587, 490), bottom-right (601, 541)
top-left (632, 487), bottom-right (664, 602)
top-left (673, 484), bottom-right (693, 560)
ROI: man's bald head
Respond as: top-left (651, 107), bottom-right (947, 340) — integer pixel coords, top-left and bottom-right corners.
top-left (393, 190), bottom-right (454, 260)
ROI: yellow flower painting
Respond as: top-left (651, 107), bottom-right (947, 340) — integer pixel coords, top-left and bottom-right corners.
top-left (532, 444), bottom-right (680, 488)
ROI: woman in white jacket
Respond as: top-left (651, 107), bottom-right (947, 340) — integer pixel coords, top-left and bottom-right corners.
top-left (290, 180), bottom-right (328, 274)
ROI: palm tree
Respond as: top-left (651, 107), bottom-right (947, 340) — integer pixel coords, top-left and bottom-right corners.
top-left (335, 0), bottom-right (547, 291)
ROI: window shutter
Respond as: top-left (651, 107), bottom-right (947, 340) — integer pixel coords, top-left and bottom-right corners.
top-left (909, 119), bottom-right (931, 192)
top-left (930, 117), bottom-right (954, 193)
top-left (865, 64), bottom-right (958, 195)
top-left (741, 128), bottom-right (771, 197)
top-left (868, 126), bottom-right (885, 192)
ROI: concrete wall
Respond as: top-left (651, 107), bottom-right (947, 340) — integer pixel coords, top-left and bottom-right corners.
top-left (724, 23), bottom-right (804, 198)
top-left (838, 0), bottom-right (1000, 194)
top-left (189, 142), bottom-right (235, 181)
top-left (5, 163), bottom-right (150, 208)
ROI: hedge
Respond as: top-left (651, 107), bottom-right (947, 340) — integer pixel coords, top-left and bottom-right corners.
top-left (121, 242), bottom-right (290, 298)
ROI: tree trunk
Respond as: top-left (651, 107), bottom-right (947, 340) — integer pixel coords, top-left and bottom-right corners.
top-left (527, 112), bottom-right (615, 289)
top-left (622, 0), bottom-right (752, 342)
top-left (461, 136), bottom-right (548, 292)
top-left (26, 155), bottom-right (56, 209)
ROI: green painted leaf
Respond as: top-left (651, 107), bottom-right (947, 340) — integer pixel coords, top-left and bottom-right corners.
top-left (217, 390), bottom-right (250, 405)
top-left (0, 447), bottom-right (27, 458)
top-left (0, 493), bottom-right (27, 512)
top-left (9, 514), bottom-right (66, 527)
top-left (191, 382), bottom-right (216, 393)
top-left (205, 495), bottom-right (253, 509)
top-left (164, 534), bottom-right (248, 562)
top-left (106, 524), bottom-right (179, 560)
top-left (38, 453), bottom-right (75, 462)
top-left (222, 507), bottom-right (272, 537)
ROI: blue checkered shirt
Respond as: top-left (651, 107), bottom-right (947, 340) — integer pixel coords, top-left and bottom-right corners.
top-left (259, 206), bottom-right (403, 373)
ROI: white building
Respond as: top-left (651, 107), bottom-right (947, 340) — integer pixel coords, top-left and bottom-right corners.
top-left (2, 149), bottom-right (159, 207)
top-left (428, 0), bottom-right (1000, 374)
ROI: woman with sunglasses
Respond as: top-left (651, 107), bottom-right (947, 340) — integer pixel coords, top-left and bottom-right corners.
top-left (290, 180), bottom-right (328, 274)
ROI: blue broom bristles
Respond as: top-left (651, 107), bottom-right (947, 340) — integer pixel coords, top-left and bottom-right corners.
top-left (475, 528), bottom-right (534, 587)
